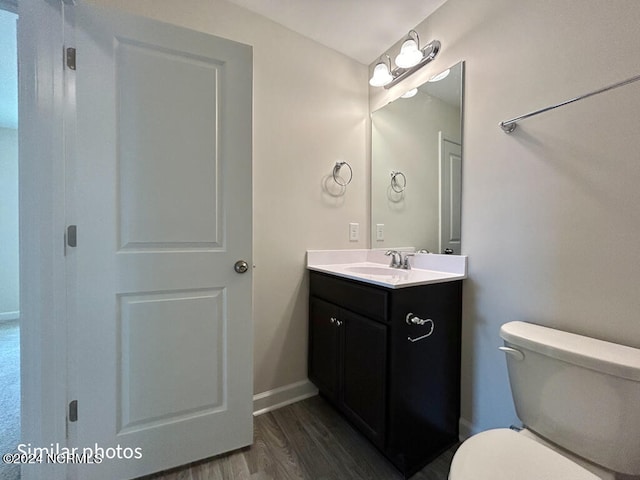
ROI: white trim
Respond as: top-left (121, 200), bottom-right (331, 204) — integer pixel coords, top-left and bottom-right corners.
top-left (0, 311), bottom-right (19, 321)
top-left (19, 1), bottom-right (68, 479)
top-left (458, 417), bottom-right (476, 442)
top-left (0, 310), bottom-right (20, 322)
top-left (253, 380), bottom-right (318, 416)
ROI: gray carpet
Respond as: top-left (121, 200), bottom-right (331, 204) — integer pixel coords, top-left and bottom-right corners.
top-left (0, 319), bottom-right (20, 480)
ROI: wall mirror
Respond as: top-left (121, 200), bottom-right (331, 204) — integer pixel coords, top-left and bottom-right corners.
top-left (371, 61), bottom-right (464, 254)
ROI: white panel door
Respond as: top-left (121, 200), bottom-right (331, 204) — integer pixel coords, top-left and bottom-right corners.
top-left (440, 137), bottom-right (462, 254)
top-left (69, 4), bottom-right (252, 479)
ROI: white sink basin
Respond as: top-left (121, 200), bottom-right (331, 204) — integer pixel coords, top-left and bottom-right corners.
top-left (345, 265), bottom-right (407, 277)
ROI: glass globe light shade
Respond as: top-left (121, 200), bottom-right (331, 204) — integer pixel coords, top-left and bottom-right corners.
top-left (395, 39), bottom-right (423, 68)
top-left (369, 62), bottom-right (393, 87)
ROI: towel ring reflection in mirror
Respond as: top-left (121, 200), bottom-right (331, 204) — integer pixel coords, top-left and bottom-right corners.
top-left (333, 161), bottom-right (353, 186)
top-left (390, 171), bottom-right (406, 193)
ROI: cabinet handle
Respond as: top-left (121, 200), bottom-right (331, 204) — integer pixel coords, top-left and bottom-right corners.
top-left (336, 320), bottom-right (343, 327)
top-left (407, 318), bottom-right (435, 343)
top-left (330, 317), bottom-right (336, 324)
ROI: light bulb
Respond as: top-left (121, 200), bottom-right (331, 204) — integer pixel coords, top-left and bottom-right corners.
top-left (369, 62), bottom-right (393, 87)
top-left (395, 39), bottom-right (423, 68)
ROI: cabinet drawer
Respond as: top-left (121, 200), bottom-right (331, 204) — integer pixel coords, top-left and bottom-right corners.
top-left (310, 272), bottom-right (388, 323)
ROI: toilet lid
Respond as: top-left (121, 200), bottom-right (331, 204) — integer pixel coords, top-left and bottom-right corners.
top-left (449, 429), bottom-right (600, 480)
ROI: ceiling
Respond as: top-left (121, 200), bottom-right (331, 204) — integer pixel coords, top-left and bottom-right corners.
top-left (225, 0), bottom-right (448, 65)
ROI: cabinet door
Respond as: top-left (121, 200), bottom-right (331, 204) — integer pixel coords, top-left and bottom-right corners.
top-left (308, 297), bottom-right (340, 403)
top-left (341, 310), bottom-right (387, 448)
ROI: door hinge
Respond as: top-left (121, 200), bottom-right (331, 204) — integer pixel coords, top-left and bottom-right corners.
top-left (67, 225), bottom-right (77, 247)
top-left (65, 47), bottom-right (76, 70)
top-left (68, 400), bottom-right (78, 422)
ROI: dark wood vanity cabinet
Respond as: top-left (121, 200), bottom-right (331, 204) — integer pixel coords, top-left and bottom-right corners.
top-left (308, 270), bottom-right (462, 477)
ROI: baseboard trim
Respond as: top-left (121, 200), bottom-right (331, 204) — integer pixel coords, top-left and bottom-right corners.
top-left (0, 311), bottom-right (19, 321)
top-left (458, 417), bottom-right (475, 442)
top-left (253, 379), bottom-right (318, 416)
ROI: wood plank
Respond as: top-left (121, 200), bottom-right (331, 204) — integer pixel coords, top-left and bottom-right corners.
top-left (247, 411), bottom-right (306, 480)
top-left (294, 396), bottom-right (401, 479)
top-left (139, 396), bottom-right (457, 480)
top-left (270, 403), bottom-right (342, 479)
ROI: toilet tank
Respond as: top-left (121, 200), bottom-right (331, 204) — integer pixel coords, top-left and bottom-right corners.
top-left (500, 321), bottom-right (640, 476)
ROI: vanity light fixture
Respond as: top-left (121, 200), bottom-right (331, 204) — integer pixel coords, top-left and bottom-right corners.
top-left (369, 33), bottom-right (441, 90)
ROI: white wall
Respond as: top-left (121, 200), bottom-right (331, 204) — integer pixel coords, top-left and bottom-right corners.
top-left (0, 126), bottom-right (19, 320)
top-left (86, 0), bottom-right (369, 397)
top-left (371, 0), bottom-right (640, 434)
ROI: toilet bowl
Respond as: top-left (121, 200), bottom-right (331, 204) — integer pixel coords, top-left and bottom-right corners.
top-left (448, 321), bottom-right (640, 480)
top-left (449, 429), bottom-right (601, 480)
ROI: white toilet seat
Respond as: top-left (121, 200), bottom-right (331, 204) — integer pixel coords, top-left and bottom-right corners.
top-left (449, 429), bottom-right (601, 480)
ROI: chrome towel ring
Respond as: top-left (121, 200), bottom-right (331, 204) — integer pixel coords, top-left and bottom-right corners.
top-left (406, 313), bottom-right (435, 343)
top-left (390, 170), bottom-right (406, 193)
top-left (333, 161), bottom-right (353, 186)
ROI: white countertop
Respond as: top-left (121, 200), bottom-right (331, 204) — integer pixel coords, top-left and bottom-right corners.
top-left (307, 249), bottom-right (467, 289)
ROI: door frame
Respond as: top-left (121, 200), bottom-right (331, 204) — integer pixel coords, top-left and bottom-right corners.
top-left (19, 1), bottom-right (69, 479)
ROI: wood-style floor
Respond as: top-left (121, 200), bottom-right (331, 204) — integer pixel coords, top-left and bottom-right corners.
top-left (142, 395), bottom-right (458, 480)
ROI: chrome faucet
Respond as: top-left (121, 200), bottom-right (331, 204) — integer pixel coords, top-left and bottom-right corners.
top-left (385, 250), bottom-right (415, 269)
top-left (402, 253), bottom-right (414, 270)
top-left (385, 250), bottom-right (402, 268)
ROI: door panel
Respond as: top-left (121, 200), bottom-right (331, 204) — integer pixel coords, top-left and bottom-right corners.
top-left (118, 289), bottom-right (225, 433)
top-left (117, 40), bottom-right (222, 249)
top-left (71, 4), bottom-right (252, 478)
top-left (308, 297), bottom-right (340, 402)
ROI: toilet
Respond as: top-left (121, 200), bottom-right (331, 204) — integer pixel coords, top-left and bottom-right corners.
top-left (449, 321), bottom-right (640, 480)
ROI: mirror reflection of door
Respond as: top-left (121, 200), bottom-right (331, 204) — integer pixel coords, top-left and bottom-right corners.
top-left (0, 5), bottom-right (20, 480)
top-left (440, 135), bottom-right (462, 255)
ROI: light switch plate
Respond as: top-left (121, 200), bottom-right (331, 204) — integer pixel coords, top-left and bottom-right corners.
top-left (349, 223), bottom-right (359, 241)
top-left (376, 224), bottom-right (384, 241)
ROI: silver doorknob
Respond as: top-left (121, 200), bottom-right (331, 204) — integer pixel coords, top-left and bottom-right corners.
top-left (234, 260), bottom-right (249, 273)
